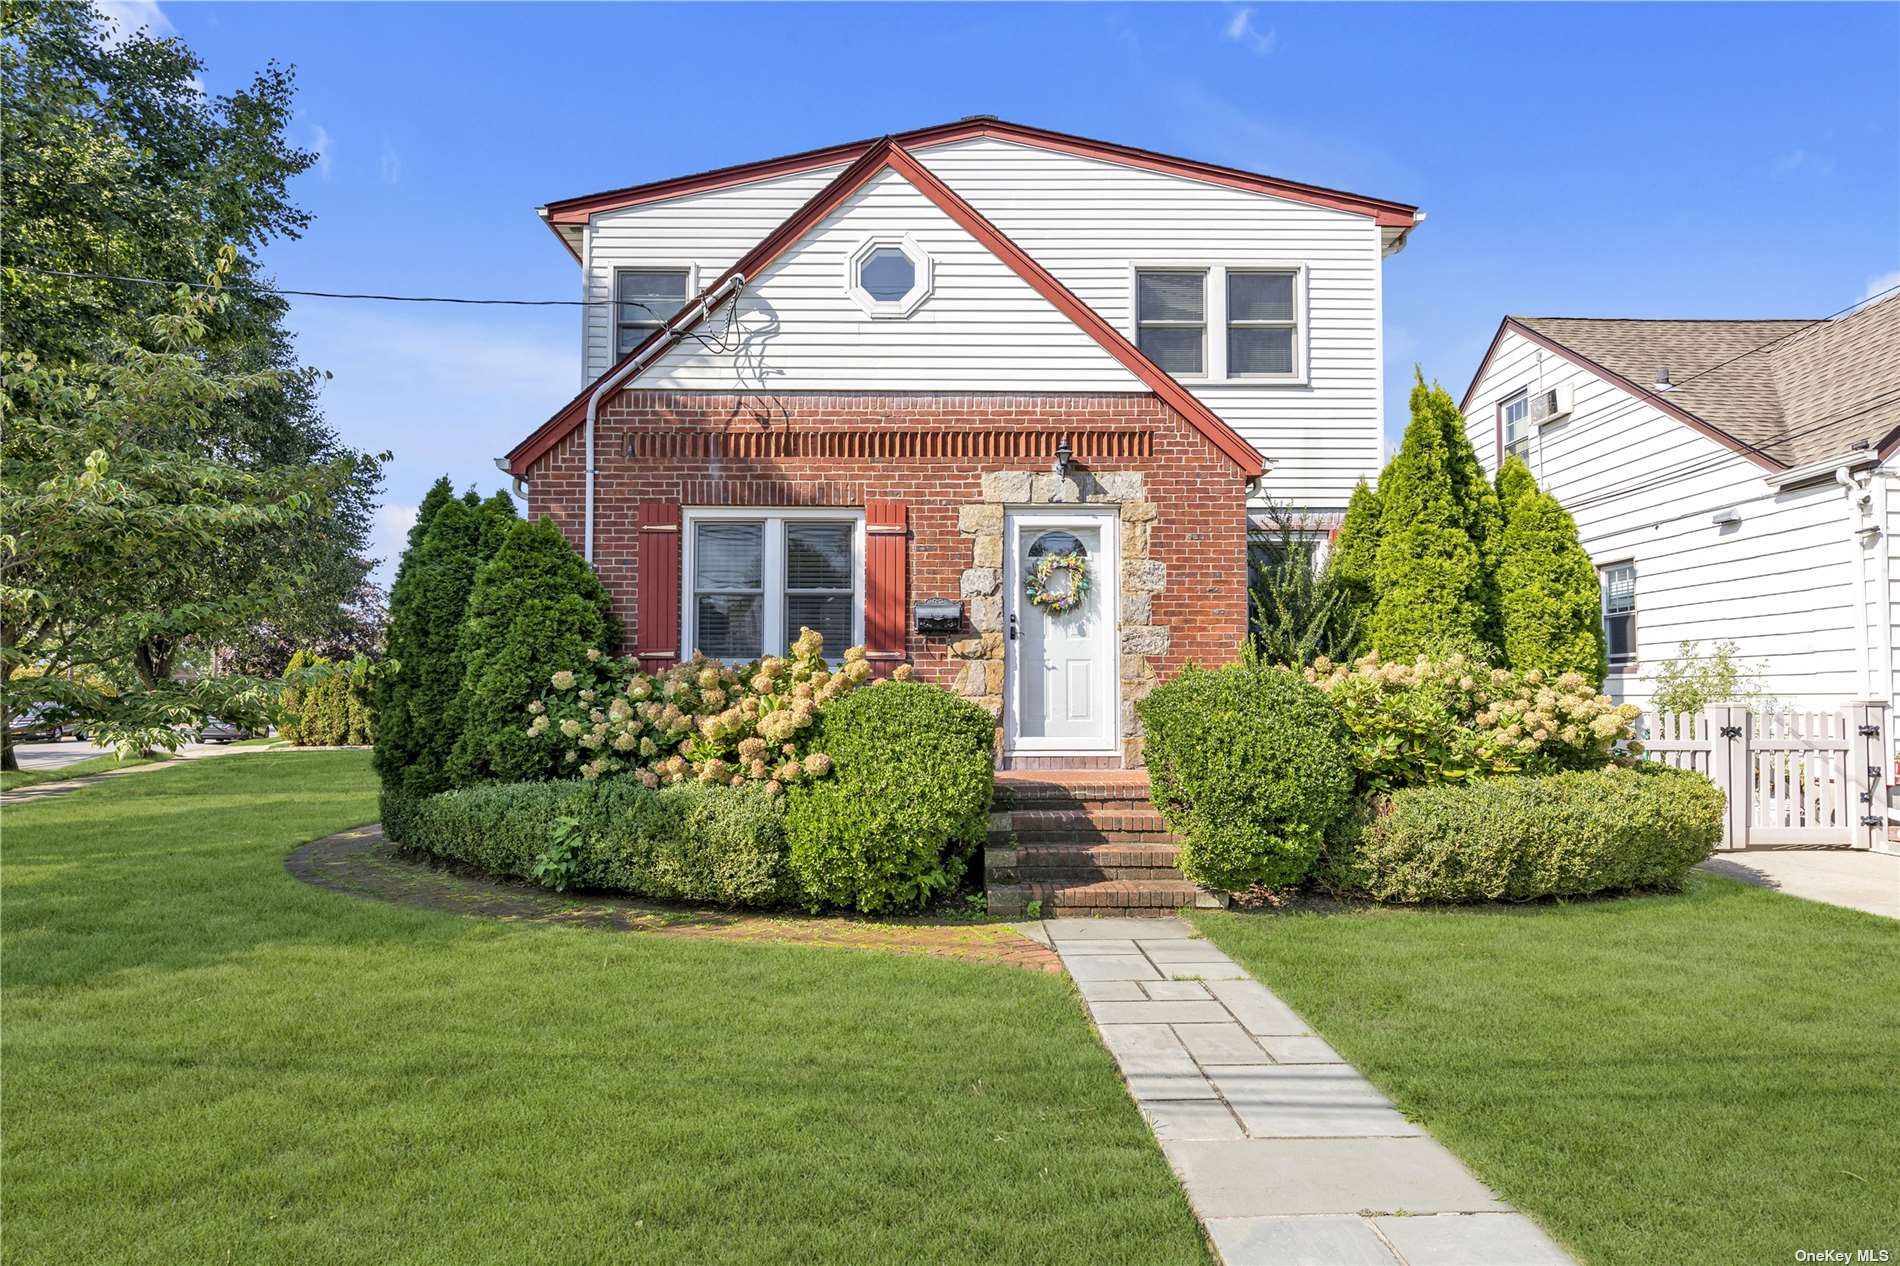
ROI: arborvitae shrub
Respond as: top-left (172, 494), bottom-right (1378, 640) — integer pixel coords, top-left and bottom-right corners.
top-left (1493, 456), bottom-right (1607, 684)
top-left (278, 649), bottom-right (310, 744)
top-left (1326, 479), bottom-right (1381, 634)
top-left (446, 518), bottom-right (617, 786)
top-left (1367, 376), bottom-right (1495, 661)
top-left (373, 491), bottom-right (516, 824)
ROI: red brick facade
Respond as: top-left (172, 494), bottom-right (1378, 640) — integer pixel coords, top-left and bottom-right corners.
top-left (524, 389), bottom-right (1250, 758)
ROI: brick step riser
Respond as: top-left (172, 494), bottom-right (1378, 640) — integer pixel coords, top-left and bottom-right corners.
top-left (999, 811), bottom-right (1172, 830)
top-left (995, 868), bottom-right (1188, 885)
top-left (995, 824), bottom-right (1170, 844)
top-left (995, 797), bottom-right (1156, 815)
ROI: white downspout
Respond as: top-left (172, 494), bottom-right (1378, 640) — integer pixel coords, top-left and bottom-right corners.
top-left (577, 272), bottom-right (745, 564)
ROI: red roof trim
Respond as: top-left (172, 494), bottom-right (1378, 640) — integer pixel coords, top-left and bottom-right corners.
top-left (541, 118), bottom-right (1419, 229)
top-left (1458, 317), bottom-right (1784, 473)
top-left (508, 138), bottom-right (1266, 478)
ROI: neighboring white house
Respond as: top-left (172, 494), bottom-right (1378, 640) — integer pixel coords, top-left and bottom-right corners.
top-left (1459, 295), bottom-right (1900, 726)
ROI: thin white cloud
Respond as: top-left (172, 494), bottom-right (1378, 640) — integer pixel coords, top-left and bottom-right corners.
top-left (372, 502), bottom-right (417, 573)
top-left (1223, 6), bottom-right (1277, 55)
top-left (1864, 269), bottom-right (1900, 305)
top-left (1771, 148), bottom-right (1835, 178)
top-left (379, 139), bottom-right (402, 186)
top-left (310, 125), bottom-right (335, 179)
top-left (291, 306), bottom-right (573, 586)
top-left (95, 0), bottom-right (174, 47)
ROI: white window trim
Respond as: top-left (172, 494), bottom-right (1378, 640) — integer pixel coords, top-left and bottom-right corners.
top-left (1501, 387), bottom-right (1533, 461)
top-left (680, 507), bottom-right (866, 664)
top-left (845, 233), bottom-right (932, 319)
top-left (1128, 262), bottom-right (1310, 386)
top-left (613, 263), bottom-right (699, 359)
top-left (1599, 560), bottom-right (1637, 671)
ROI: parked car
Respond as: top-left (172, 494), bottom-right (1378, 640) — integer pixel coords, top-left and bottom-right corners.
top-left (196, 717), bottom-right (253, 743)
top-left (7, 705), bottom-right (70, 742)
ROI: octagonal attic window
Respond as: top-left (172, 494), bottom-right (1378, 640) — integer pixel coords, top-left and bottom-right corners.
top-left (847, 235), bottom-right (931, 318)
top-left (860, 248), bottom-right (915, 302)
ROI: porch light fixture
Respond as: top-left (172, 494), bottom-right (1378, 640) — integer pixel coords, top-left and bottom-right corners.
top-left (1054, 436), bottom-right (1073, 480)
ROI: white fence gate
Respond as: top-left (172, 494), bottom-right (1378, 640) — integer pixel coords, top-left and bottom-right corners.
top-left (1633, 703), bottom-right (1889, 851)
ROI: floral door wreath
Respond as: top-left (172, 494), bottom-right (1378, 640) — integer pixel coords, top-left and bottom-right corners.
top-left (1025, 552), bottom-right (1091, 615)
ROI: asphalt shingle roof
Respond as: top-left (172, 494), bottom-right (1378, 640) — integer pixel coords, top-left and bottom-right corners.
top-left (1513, 295), bottom-right (1900, 467)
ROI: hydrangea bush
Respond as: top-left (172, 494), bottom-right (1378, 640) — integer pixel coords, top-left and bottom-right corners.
top-left (1306, 652), bottom-right (1641, 793)
top-left (525, 627), bottom-right (911, 792)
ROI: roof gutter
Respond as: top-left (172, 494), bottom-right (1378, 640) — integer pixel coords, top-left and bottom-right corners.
top-left (1382, 209), bottom-right (1427, 258)
top-left (576, 271), bottom-right (746, 563)
top-left (1764, 447), bottom-right (1880, 491)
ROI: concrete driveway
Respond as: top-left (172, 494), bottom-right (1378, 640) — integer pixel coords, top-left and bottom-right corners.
top-left (1700, 850), bottom-right (1900, 920)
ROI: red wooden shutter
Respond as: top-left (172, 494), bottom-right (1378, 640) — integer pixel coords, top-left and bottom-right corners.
top-left (635, 499), bottom-right (681, 673)
top-left (864, 501), bottom-right (909, 676)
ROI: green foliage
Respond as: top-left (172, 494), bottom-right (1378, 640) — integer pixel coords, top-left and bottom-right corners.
top-left (1309, 653), bottom-right (1640, 793)
top-left (1326, 479), bottom-right (1381, 631)
top-left (1366, 375), bottom-right (1497, 661)
top-left (276, 651), bottom-right (378, 746)
top-left (1493, 456), bottom-right (1607, 684)
top-left (785, 682), bottom-right (994, 913)
top-left (1, 262), bottom-right (356, 760)
top-left (446, 518), bottom-right (617, 786)
top-left (404, 778), bottom-right (792, 908)
top-left (372, 493), bottom-right (515, 801)
top-left (1650, 640), bottom-right (1771, 716)
top-left (1247, 507), bottom-right (1362, 667)
top-left (1321, 764), bottom-right (1723, 902)
top-left (1138, 663), bottom-right (1355, 891)
top-left (1, 1), bottom-right (383, 698)
top-left (277, 650), bottom-right (311, 744)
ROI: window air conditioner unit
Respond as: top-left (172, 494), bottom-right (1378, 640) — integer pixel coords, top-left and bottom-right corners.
top-left (1529, 382), bottom-right (1574, 425)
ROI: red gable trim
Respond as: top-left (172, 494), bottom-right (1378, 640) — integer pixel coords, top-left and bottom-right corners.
top-left (1458, 317), bottom-right (1783, 473)
top-left (509, 138), bottom-right (1267, 478)
top-left (542, 118), bottom-right (1419, 230)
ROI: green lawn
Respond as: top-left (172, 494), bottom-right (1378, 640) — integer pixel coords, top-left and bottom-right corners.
top-left (4, 753), bottom-right (1207, 1265)
top-left (1192, 879), bottom-right (1900, 1266)
top-left (0, 750), bottom-right (170, 791)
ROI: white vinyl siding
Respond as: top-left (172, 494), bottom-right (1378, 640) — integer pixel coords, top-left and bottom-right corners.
top-left (582, 164), bottom-right (847, 381)
top-left (635, 167), bottom-right (1143, 393)
top-left (1463, 326), bottom-right (1884, 714)
top-left (576, 135), bottom-right (1391, 509)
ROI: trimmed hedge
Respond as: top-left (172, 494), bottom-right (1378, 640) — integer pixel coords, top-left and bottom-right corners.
top-left (403, 778), bottom-right (791, 908)
top-left (785, 681), bottom-right (994, 913)
top-left (1322, 764), bottom-right (1723, 903)
top-left (1139, 663), bottom-right (1355, 891)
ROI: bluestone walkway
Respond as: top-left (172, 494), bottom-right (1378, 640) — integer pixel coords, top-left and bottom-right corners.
top-left (1043, 916), bottom-right (1577, 1266)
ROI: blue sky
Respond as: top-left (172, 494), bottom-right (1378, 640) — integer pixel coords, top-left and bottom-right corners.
top-left (109, 1), bottom-right (1900, 583)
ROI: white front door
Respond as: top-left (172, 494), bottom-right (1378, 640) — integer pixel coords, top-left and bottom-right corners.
top-left (1004, 510), bottom-right (1118, 757)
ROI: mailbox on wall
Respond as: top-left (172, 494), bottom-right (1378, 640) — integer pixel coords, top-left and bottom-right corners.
top-left (914, 599), bottom-right (962, 635)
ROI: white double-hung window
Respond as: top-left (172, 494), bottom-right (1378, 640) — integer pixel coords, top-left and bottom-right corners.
top-left (1133, 265), bottom-right (1305, 381)
top-left (683, 509), bottom-right (864, 662)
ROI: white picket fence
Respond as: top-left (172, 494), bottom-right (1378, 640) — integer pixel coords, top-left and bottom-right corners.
top-left (1632, 703), bottom-right (1889, 851)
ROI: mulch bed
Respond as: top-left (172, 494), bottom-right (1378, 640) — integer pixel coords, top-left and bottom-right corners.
top-left (287, 825), bottom-right (1060, 972)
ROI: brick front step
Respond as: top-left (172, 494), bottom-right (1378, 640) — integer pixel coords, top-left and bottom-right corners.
top-left (986, 769), bottom-right (1212, 916)
top-left (987, 842), bottom-right (1185, 885)
top-left (988, 879), bottom-right (1210, 916)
